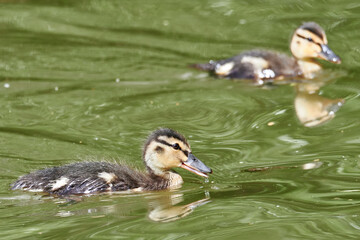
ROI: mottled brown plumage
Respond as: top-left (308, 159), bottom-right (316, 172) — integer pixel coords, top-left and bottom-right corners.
top-left (11, 128), bottom-right (212, 196)
top-left (192, 22), bottom-right (341, 83)
top-left (193, 50), bottom-right (301, 80)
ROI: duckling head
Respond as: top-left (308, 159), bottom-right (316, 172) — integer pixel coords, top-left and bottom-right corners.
top-left (290, 22), bottom-right (341, 64)
top-left (143, 128), bottom-right (212, 178)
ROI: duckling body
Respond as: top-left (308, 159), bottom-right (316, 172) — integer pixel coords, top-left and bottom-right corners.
top-left (196, 50), bottom-right (301, 81)
top-left (193, 22), bottom-right (340, 83)
top-left (11, 128), bottom-right (212, 196)
top-left (12, 162), bottom-right (165, 195)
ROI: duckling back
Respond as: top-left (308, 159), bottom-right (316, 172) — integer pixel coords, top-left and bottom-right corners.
top-left (193, 50), bottom-right (300, 81)
top-left (11, 162), bottom-right (163, 195)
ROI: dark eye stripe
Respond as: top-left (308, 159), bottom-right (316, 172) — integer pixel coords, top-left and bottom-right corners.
top-left (296, 34), bottom-right (321, 46)
top-left (155, 138), bottom-right (189, 157)
top-left (155, 139), bottom-right (173, 147)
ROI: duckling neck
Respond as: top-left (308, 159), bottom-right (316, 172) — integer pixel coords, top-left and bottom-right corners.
top-left (165, 171), bottom-right (184, 189)
top-left (146, 170), bottom-right (183, 190)
top-left (296, 59), bottom-right (322, 79)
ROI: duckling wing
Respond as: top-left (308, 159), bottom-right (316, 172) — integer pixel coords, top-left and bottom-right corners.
top-left (193, 50), bottom-right (300, 80)
top-left (11, 162), bottom-right (149, 196)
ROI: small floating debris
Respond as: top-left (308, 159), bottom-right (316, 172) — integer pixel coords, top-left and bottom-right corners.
top-left (245, 166), bottom-right (273, 172)
top-left (245, 160), bottom-right (323, 172)
top-left (115, 78), bottom-right (120, 83)
top-left (267, 121), bottom-right (275, 126)
top-left (4, 83), bottom-right (10, 88)
top-left (302, 161), bottom-right (323, 170)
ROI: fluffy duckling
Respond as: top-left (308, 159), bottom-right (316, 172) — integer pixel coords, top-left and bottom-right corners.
top-left (11, 128), bottom-right (212, 196)
top-left (192, 22), bottom-right (341, 83)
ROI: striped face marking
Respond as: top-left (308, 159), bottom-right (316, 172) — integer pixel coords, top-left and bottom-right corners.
top-left (144, 135), bottom-right (192, 175)
top-left (156, 136), bottom-right (190, 159)
top-left (143, 129), bottom-right (211, 179)
top-left (296, 28), bottom-right (326, 45)
top-left (291, 28), bottom-right (325, 60)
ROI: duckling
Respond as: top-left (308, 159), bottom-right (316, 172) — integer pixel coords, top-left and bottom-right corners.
top-left (11, 128), bottom-right (212, 196)
top-left (192, 22), bottom-right (341, 83)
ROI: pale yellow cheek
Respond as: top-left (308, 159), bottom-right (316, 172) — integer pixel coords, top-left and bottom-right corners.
top-left (157, 151), bottom-right (182, 169)
top-left (304, 43), bottom-right (321, 58)
top-left (168, 159), bottom-right (181, 168)
top-left (314, 45), bottom-right (322, 57)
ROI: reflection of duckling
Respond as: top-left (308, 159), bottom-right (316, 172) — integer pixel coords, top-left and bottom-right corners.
top-left (295, 87), bottom-right (344, 127)
top-left (11, 128), bottom-right (212, 196)
top-left (293, 81), bottom-right (344, 127)
top-left (192, 22), bottom-right (341, 83)
top-left (148, 193), bottom-right (210, 222)
top-left (55, 192), bottom-right (211, 222)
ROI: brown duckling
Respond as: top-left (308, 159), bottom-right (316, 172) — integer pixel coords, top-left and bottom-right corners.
top-left (11, 128), bottom-right (212, 196)
top-left (192, 22), bottom-right (341, 84)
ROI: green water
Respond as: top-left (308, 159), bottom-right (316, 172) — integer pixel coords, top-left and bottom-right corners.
top-left (1, 0), bottom-right (360, 239)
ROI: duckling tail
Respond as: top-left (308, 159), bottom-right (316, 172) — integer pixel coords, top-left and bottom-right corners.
top-left (189, 62), bottom-right (216, 71)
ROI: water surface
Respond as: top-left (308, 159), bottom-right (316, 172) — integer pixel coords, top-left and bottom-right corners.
top-left (1, 0), bottom-right (360, 239)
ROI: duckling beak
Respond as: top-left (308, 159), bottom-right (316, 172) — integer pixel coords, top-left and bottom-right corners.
top-left (180, 153), bottom-right (212, 178)
top-left (319, 44), bottom-right (341, 64)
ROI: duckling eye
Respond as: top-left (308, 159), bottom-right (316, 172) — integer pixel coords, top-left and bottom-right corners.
top-left (172, 143), bottom-right (181, 150)
top-left (307, 37), bottom-right (313, 42)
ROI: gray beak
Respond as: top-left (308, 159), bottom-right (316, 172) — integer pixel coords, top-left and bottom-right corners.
top-left (320, 44), bottom-right (341, 64)
top-left (180, 153), bottom-right (212, 178)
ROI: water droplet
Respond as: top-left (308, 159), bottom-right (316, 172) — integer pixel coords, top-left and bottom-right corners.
top-left (205, 191), bottom-right (210, 198)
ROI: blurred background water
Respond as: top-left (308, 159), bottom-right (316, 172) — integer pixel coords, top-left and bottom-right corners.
top-left (0, 0), bottom-right (360, 239)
